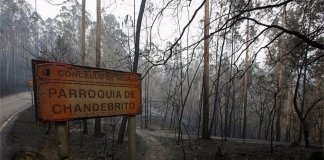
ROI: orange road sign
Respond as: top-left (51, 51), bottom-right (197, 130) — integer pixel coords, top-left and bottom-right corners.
top-left (32, 60), bottom-right (141, 122)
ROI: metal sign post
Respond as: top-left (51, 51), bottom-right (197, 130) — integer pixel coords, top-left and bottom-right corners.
top-left (128, 116), bottom-right (136, 160)
top-left (55, 121), bottom-right (70, 160)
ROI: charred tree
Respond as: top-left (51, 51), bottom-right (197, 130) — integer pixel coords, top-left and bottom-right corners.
top-left (117, 0), bottom-right (146, 144)
top-left (94, 0), bottom-right (102, 137)
top-left (80, 0), bottom-right (88, 135)
top-left (202, 0), bottom-right (210, 139)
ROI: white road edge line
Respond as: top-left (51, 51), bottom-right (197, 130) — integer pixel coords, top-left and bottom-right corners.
top-left (0, 105), bottom-right (30, 132)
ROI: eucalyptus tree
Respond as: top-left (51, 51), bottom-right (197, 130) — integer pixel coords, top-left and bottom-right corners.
top-left (117, 0), bottom-right (147, 144)
top-left (101, 14), bottom-right (129, 70)
top-left (94, 0), bottom-right (102, 137)
top-left (53, 0), bottom-right (83, 64)
top-left (264, 0), bottom-right (324, 147)
top-left (80, 0), bottom-right (88, 135)
top-left (0, 0), bottom-right (38, 95)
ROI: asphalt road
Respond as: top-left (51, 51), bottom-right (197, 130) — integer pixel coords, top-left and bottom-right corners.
top-left (147, 107), bottom-right (292, 146)
top-left (0, 92), bottom-right (32, 132)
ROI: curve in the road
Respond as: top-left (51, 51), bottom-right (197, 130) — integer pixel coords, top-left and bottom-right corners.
top-left (0, 92), bottom-right (32, 132)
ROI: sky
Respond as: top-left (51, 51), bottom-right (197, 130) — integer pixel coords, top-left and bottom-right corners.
top-left (26, 0), bottom-right (137, 20)
top-left (25, 0), bottom-right (266, 64)
top-left (25, 0), bottom-right (192, 46)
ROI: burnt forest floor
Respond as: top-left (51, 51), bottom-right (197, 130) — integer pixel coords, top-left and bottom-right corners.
top-left (1, 106), bottom-right (323, 160)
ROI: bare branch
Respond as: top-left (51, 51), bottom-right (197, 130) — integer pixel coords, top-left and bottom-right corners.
top-left (242, 17), bottom-right (324, 50)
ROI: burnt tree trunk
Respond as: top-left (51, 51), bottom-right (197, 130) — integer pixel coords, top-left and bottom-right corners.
top-left (81, 0), bottom-right (88, 135)
top-left (117, 0), bottom-right (146, 144)
top-left (202, 0), bottom-right (210, 139)
top-left (94, 0), bottom-right (102, 137)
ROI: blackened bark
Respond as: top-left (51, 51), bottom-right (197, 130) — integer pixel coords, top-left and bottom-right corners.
top-left (117, 0), bottom-right (146, 144)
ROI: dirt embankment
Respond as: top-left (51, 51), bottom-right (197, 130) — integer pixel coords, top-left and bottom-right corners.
top-left (1, 106), bottom-right (171, 160)
top-left (1, 106), bottom-right (323, 160)
top-left (1, 107), bottom-right (129, 160)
